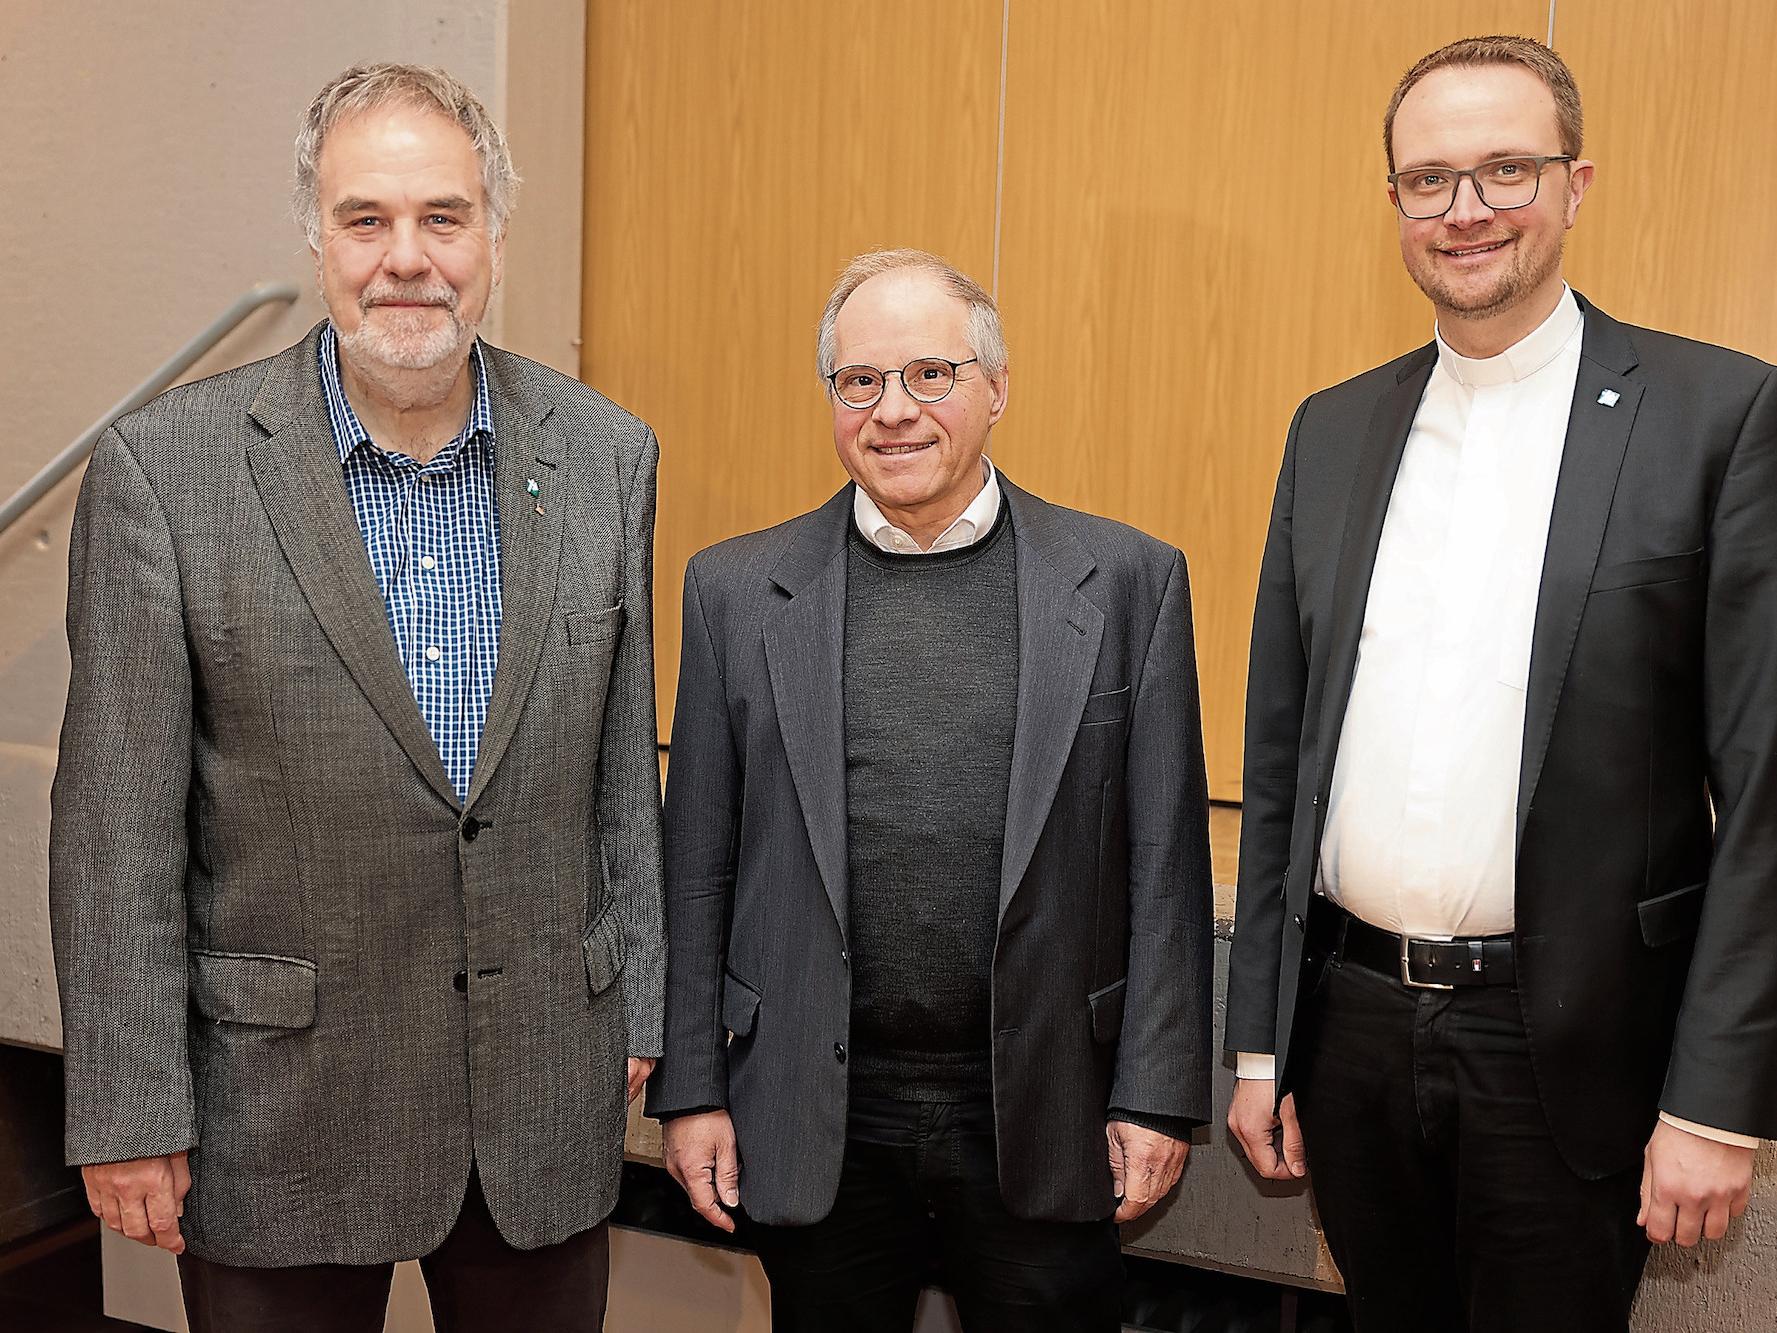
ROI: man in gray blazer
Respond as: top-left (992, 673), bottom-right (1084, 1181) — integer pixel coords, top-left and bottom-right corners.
top-left (49, 64), bottom-right (662, 1330)
top-left (649, 248), bottom-right (1214, 1332)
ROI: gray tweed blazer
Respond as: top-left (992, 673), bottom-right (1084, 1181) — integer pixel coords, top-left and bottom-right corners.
top-left (49, 323), bottom-right (664, 1266)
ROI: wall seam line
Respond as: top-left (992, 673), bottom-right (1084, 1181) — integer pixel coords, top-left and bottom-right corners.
top-left (1547, 0), bottom-right (1557, 46)
top-left (992, 0), bottom-right (1010, 298)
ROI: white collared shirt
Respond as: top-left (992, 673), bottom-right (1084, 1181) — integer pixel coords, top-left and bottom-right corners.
top-left (1319, 288), bottom-right (1582, 938)
top-left (853, 458), bottom-right (1001, 554)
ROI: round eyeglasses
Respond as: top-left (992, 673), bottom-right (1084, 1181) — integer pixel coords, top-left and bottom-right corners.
top-left (827, 356), bottom-right (978, 409)
top-left (1388, 154), bottom-right (1574, 220)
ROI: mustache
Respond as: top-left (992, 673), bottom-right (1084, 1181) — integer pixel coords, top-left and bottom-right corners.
top-left (360, 282), bottom-right (459, 313)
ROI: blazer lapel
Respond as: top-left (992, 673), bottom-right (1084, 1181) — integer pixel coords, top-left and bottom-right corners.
top-left (1515, 300), bottom-right (1642, 844)
top-left (1310, 347), bottom-right (1436, 828)
top-left (244, 328), bottom-right (457, 808)
top-left (998, 479), bottom-right (1103, 918)
top-left (763, 489), bottom-right (853, 943)
top-left (464, 354), bottom-right (569, 810)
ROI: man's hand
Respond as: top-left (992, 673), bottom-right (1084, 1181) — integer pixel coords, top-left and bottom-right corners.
top-left (1638, 1119), bottom-right (1755, 1246)
top-left (1106, 1120), bottom-right (1189, 1222)
top-left (1228, 1079), bottom-right (1307, 1180)
top-left (662, 1110), bottom-right (742, 1233)
top-left (83, 1152), bottom-right (191, 1254)
top-left (626, 1057), bottom-right (656, 1105)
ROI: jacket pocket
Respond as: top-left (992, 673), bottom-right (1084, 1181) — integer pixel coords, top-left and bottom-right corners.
top-left (1088, 977), bottom-right (1127, 1044)
top-left (1591, 548), bottom-right (1704, 594)
top-left (566, 602), bottom-right (625, 647)
top-left (188, 950), bottom-right (317, 1029)
top-left (582, 903), bottom-right (628, 996)
top-left (1638, 881), bottom-right (1705, 948)
top-left (722, 969), bottom-right (762, 1038)
top-left (1080, 686), bottom-right (1130, 726)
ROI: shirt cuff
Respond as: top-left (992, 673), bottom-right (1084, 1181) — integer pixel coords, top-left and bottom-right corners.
top-left (1235, 1052), bottom-right (1277, 1081)
top-left (1658, 1112), bottom-right (1761, 1150)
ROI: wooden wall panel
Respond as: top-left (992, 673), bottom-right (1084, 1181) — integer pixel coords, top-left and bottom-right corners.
top-left (994, 1), bottom-right (1547, 797)
top-left (580, 1), bottom-right (1004, 739)
top-left (1557, 0), bottom-right (1777, 359)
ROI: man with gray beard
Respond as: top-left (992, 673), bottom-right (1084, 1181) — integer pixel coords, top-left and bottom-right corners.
top-left (50, 63), bottom-right (663, 1330)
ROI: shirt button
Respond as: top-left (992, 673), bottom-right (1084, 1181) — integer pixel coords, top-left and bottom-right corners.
top-left (425, 645), bottom-right (442, 662)
top-left (421, 555), bottom-right (437, 571)
top-left (833, 1042), bottom-right (847, 1065)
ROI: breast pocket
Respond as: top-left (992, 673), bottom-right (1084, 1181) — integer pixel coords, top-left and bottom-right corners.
top-left (1590, 548), bottom-right (1704, 595)
top-left (565, 601), bottom-right (625, 649)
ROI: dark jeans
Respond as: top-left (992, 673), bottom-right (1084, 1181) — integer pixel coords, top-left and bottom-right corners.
top-left (746, 1095), bottom-right (1123, 1333)
top-left (177, 1165), bottom-right (610, 1332)
top-left (1293, 950), bottom-right (1649, 1333)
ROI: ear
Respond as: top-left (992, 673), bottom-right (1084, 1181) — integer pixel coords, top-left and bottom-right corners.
top-left (1563, 158), bottom-right (1596, 229)
top-left (985, 368), bottom-right (1009, 427)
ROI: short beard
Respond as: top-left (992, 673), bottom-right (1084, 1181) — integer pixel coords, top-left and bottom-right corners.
top-left (337, 280), bottom-right (477, 373)
top-left (1412, 227), bottom-right (1564, 322)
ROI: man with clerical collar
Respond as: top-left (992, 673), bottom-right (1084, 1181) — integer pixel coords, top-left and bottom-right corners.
top-left (650, 248), bottom-right (1215, 1332)
top-left (1227, 34), bottom-right (1777, 1333)
top-left (51, 63), bottom-right (663, 1330)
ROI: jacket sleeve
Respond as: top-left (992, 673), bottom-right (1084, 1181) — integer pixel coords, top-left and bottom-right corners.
top-left (646, 556), bottom-right (743, 1115)
top-left (1661, 366), bottom-right (1777, 1138)
top-left (1111, 548), bottom-right (1215, 1125)
top-left (49, 426), bottom-right (197, 1166)
top-left (1225, 399), bottom-right (1310, 1059)
top-left (597, 426), bottom-right (667, 1058)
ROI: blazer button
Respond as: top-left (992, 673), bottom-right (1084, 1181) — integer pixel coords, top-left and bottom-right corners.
top-left (834, 1042), bottom-right (847, 1065)
top-left (841, 949), bottom-right (850, 965)
top-left (1293, 913), bottom-right (1306, 932)
top-left (452, 970), bottom-right (468, 992)
top-left (461, 817), bottom-right (482, 842)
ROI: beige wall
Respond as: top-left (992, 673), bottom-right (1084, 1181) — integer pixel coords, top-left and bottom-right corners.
top-left (0, 0), bottom-right (584, 1051)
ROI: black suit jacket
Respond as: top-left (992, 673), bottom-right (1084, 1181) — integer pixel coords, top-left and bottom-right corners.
top-left (649, 477), bottom-right (1214, 1225)
top-left (1226, 295), bottom-right (1777, 1178)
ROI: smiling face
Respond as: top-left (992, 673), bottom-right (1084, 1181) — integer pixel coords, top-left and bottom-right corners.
top-left (313, 102), bottom-right (502, 375)
top-left (829, 270), bottom-right (1008, 544)
top-left (1389, 63), bottom-right (1592, 348)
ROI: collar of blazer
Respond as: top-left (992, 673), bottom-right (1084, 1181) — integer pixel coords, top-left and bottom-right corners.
top-left (1312, 292), bottom-right (1645, 856)
top-left (761, 471), bottom-right (1105, 941)
top-left (240, 322), bottom-right (573, 814)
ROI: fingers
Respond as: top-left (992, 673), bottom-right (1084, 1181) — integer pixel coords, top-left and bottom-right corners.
top-left (1105, 1125), bottom-right (1126, 1203)
top-left (1703, 1201), bottom-right (1733, 1243)
top-left (1279, 1095), bottom-right (1308, 1179)
top-left (714, 1131), bottom-right (742, 1211)
top-left (1108, 1123), bottom-right (1186, 1223)
top-left (1227, 1082), bottom-right (1289, 1181)
top-left (86, 1158), bottom-right (184, 1250)
top-left (662, 1114), bottom-right (740, 1234)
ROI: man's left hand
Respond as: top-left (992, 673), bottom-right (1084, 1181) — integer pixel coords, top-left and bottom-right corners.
top-left (626, 1057), bottom-right (656, 1105)
top-left (1107, 1120), bottom-right (1189, 1223)
top-left (1638, 1118), bottom-right (1756, 1246)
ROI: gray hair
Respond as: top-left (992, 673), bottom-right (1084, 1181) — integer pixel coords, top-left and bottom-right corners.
top-left (816, 249), bottom-right (1009, 384)
top-left (293, 63), bottom-right (519, 249)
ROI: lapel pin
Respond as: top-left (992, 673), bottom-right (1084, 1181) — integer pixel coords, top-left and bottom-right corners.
top-left (1597, 388), bottom-right (1621, 408)
top-left (526, 477), bottom-right (544, 515)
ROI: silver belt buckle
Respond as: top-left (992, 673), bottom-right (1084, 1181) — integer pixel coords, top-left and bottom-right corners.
top-left (1399, 934), bottom-right (1455, 990)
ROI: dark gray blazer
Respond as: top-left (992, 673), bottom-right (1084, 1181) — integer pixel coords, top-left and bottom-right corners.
top-left (649, 477), bottom-right (1214, 1226)
top-left (49, 323), bottom-right (665, 1265)
top-left (1227, 295), bottom-right (1777, 1176)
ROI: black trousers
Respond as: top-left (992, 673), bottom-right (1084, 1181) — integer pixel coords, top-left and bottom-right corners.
top-left (746, 1095), bottom-right (1123, 1333)
top-left (177, 1165), bottom-right (610, 1332)
top-left (1292, 947), bottom-right (1649, 1333)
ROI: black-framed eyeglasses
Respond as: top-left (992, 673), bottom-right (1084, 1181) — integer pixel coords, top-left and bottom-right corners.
top-left (827, 356), bottom-right (978, 409)
top-left (1388, 154), bottom-right (1574, 220)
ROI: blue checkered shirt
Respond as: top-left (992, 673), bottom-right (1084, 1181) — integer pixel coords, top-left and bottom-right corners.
top-left (318, 323), bottom-right (502, 804)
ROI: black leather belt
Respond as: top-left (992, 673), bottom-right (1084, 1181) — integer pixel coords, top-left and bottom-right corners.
top-left (1332, 906), bottom-right (1516, 989)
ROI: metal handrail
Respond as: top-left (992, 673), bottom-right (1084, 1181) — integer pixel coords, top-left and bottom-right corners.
top-left (0, 280), bottom-right (301, 537)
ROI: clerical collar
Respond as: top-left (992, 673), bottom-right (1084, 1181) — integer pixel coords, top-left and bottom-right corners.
top-left (1435, 285), bottom-right (1582, 388)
